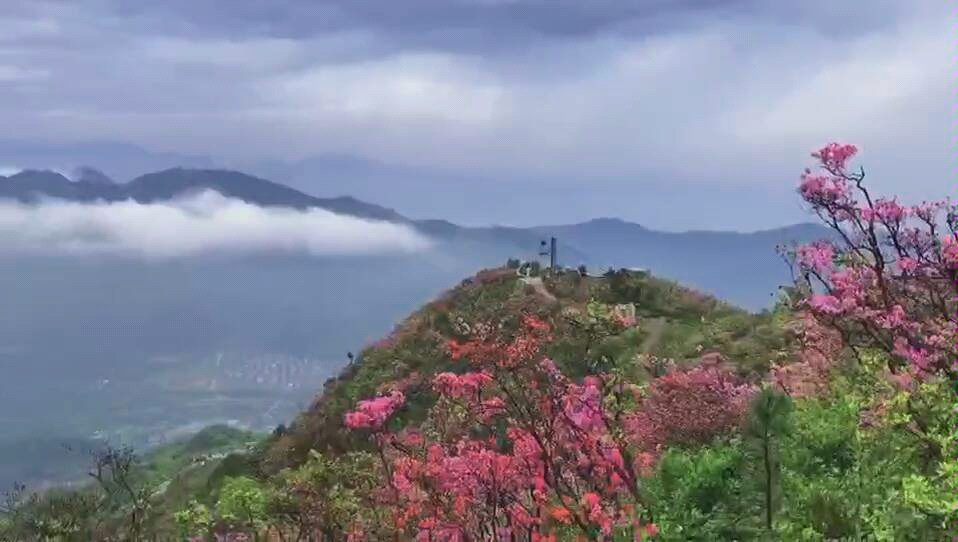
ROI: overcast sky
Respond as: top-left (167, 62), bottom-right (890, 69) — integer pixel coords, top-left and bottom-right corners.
top-left (0, 0), bottom-right (950, 231)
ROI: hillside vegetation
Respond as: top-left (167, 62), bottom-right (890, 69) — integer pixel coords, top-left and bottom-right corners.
top-left (0, 425), bottom-right (264, 541)
top-left (2, 263), bottom-right (954, 540)
top-left (1, 266), bottom-right (799, 540)
top-left (262, 266), bottom-right (786, 471)
top-left (1, 143), bottom-right (954, 541)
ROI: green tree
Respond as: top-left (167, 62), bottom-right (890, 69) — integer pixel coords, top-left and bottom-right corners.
top-left (173, 499), bottom-right (214, 541)
top-left (216, 476), bottom-right (269, 541)
top-left (744, 386), bottom-right (793, 534)
top-left (270, 450), bottom-right (380, 540)
top-left (643, 443), bottom-right (752, 540)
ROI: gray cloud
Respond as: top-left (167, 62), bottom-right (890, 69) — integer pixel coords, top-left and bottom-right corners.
top-left (0, 0), bottom-right (948, 230)
top-left (0, 191), bottom-right (432, 259)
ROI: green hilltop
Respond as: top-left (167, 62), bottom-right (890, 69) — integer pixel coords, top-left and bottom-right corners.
top-left (261, 266), bottom-right (792, 473)
top-left (1, 265), bottom-right (952, 541)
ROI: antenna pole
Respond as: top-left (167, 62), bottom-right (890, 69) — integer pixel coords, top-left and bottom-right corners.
top-left (540, 237), bottom-right (558, 272)
top-left (550, 237), bottom-right (557, 271)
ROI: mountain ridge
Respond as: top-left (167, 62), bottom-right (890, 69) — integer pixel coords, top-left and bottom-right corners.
top-left (0, 166), bottom-right (822, 236)
top-left (0, 166), bottom-right (831, 310)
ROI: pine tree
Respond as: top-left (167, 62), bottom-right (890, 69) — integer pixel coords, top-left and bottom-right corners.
top-left (744, 386), bottom-right (793, 534)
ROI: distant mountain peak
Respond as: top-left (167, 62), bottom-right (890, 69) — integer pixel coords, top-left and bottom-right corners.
top-left (7, 169), bottom-right (71, 183)
top-left (566, 217), bottom-right (648, 232)
top-left (122, 168), bottom-right (409, 222)
top-left (73, 166), bottom-right (115, 185)
top-left (586, 217), bottom-right (632, 226)
top-left (0, 166), bottom-right (407, 221)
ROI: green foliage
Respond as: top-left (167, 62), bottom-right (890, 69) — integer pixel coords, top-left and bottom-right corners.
top-left (643, 443), bottom-right (756, 540)
top-left (542, 270), bottom-right (589, 302)
top-left (641, 355), bottom-right (955, 542)
top-left (743, 387), bottom-right (793, 534)
top-left (145, 425), bottom-right (260, 482)
top-left (216, 476), bottom-right (269, 531)
top-left (771, 370), bottom-right (956, 541)
top-left (593, 271), bottom-right (736, 322)
top-left (173, 499), bottom-right (213, 540)
top-left (269, 450), bottom-right (381, 538)
top-left (548, 300), bottom-right (644, 378)
top-left (1, 489), bottom-right (106, 541)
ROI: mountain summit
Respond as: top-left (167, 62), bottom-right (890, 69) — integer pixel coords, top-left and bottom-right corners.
top-left (72, 166), bottom-right (115, 185)
top-left (0, 167), bottom-right (406, 222)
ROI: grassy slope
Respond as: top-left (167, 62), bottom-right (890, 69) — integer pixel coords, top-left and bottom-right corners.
top-left (139, 425), bottom-right (266, 538)
top-left (257, 266), bottom-right (791, 474)
top-left (143, 425), bottom-right (262, 481)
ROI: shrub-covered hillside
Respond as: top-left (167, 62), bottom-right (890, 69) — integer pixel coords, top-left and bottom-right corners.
top-left (1, 142), bottom-right (954, 541)
top-left (260, 266), bottom-right (790, 474)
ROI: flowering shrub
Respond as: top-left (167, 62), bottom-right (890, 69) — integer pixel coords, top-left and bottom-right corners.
top-left (785, 143), bottom-right (956, 382)
top-left (343, 315), bottom-right (756, 540)
top-left (770, 312), bottom-right (845, 398)
top-left (626, 357), bottom-right (753, 450)
top-left (343, 391), bottom-right (407, 431)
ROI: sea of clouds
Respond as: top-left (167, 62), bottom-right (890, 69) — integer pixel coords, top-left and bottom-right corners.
top-left (0, 190), bottom-right (432, 259)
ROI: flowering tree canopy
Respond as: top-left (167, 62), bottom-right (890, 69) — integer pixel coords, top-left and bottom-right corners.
top-left (343, 315), bottom-right (752, 541)
top-left (784, 143), bottom-right (956, 382)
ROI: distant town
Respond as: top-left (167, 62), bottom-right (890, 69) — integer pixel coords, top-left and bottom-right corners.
top-left (155, 351), bottom-right (333, 393)
top-left (84, 350), bottom-right (339, 450)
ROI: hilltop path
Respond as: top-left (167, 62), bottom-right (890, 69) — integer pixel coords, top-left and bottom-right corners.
top-left (520, 276), bottom-right (558, 303)
top-left (639, 316), bottom-right (667, 354)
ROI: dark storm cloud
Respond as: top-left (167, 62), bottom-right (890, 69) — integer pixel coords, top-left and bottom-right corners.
top-left (19, 0), bottom-right (912, 53)
top-left (0, 0), bottom-right (949, 229)
top-left (86, 0), bottom-right (738, 41)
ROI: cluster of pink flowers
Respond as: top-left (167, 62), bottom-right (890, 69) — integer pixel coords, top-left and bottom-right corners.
top-left (562, 376), bottom-right (605, 432)
top-left (343, 390), bottom-right (406, 430)
top-left (799, 172), bottom-right (851, 206)
top-left (344, 316), bottom-right (667, 540)
top-left (789, 141), bottom-right (955, 381)
top-left (796, 241), bottom-right (835, 275)
top-left (770, 313), bottom-right (845, 398)
top-left (812, 142), bottom-right (858, 172)
top-left (859, 197), bottom-right (908, 222)
top-left (942, 236), bottom-right (958, 269)
top-left (432, 371), bottom-right (493, 399)
top-left (625, 359), bottom-right (754, 450)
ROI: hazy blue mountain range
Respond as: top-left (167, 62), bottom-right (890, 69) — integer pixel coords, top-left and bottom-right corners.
top-left (0, 140), bottom-right (215, 181)
top-left (0, 166), bottom-right (831, 310)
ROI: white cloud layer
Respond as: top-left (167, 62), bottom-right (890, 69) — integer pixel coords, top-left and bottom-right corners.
top-left (0, 191), bottom-right (432, 259)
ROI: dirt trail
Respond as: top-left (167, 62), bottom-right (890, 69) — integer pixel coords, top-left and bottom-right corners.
top-left (517, 277), bottom-right (665, 352)
top-left (521, 277), bottom-right (558, 303)
top-left (639, 316), bottom-right (667, 354)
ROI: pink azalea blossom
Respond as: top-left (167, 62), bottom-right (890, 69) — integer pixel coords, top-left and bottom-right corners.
top-left (812, 142), bottom-right (858, 172)
top-left (808, 294), bottom-right (843, 314)
top-left (799, 173), bottom-right (850, 205)
top-left (796, 241), bottom-right (835, 275)
top-left (344, 390), bottom-right (406, 430)
top-left (897, 257), bottom-right (920, 273)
